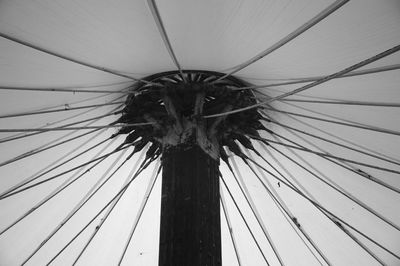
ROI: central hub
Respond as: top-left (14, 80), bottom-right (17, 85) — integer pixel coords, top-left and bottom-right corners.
top-left (116, 70), bottom-right (266, 161)
top-left (115, 70), bottom-right (268, 266)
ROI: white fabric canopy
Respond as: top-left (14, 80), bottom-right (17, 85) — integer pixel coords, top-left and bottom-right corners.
top-left (0, 1), bottom-right (399, 265)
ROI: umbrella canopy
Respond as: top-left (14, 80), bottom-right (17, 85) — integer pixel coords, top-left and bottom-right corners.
top-left (0, 0), bottom-right (399, 265)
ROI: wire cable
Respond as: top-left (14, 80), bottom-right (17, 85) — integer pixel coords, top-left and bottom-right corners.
top-left (266, 131), bottom-right (400, 175)
top-left (1, 144), bottom-right (129, 200)
top-left (0, 80), bottom-right (131, 91)
top-left (225, 153), bottom-right (285, 265)
top-left (0, 133), bottom-right (111, 199)
top-left (0, 128), bottom-right (107, 197)
top-left (0, 136), bottom-right (120, 235)
top-left (0, 84), bottom-right (132, 94)
top-left (0, 101), bottom-right (124, 119)
top-left (256, 142), bottom-right (386, 265)
top-left (0, 102), bottom-right (124, 167)
top-left (44, 155), bottom-right (156, 265)
top-left (269, 118), bottom-right (400, 167)
top-left (220, 190), bottom-right (243, 266)
top-left (261, 134), bottom-right (400, 175)
top-left (233, 64), bottom-right (400, 90)
top-left (266, 110), bottom-right (400, 165)
top-left (147, 0), bottom-right (186, 82)
top-left (265, 106), bottom-right (400, 137)
top-left (219, 172), bottom-right (271, 266)
top-left (215, 0), bottom-right (349, 81)
top-left (245, 155), bottom-right (399, 262)
top-left (0, 128), bottom-right (101, 167)
top-left (239, 148), bottom-right (331, 265)
top-left (205, 44), bottom-right (400, 118)
top-left (241, 153), bottom-right (329, 266)
top-left (258, 143), bottom-right (319, 203)
top-left (266, 124), bottom-right (400, 194)
top-left (277, 100), bottom-right (382, 128)
top-left (117, 161), bottom-right (161, 265)
top-left (0, 123), bottom-right (153, 133)
top-left (0, 33), bottom-right (160, 86)
top-left (279, 98), bottom-right (400, 107)
top-left (0, 94), bottom-right (125, 143)
top-left (75, 160), bottom-right (160, 265)
top-left (0, 106), bottom-right (120, 144)
top-left (21, 148), bottom-right (133, 265)
top-left (269, 143), bottom-right (400, 232)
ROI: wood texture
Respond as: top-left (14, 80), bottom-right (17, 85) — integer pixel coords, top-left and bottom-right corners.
top-left (159, 145), bottom-right (221, 266)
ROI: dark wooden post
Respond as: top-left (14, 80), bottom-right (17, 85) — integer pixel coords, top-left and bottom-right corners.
top-left (158, 145), bottom-right (221, 266)
top-left (116, 70), bottom-right (262, 266)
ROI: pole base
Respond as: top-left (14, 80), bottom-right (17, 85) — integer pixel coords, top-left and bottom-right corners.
top-left (159, 145), bottom-right (221, 266)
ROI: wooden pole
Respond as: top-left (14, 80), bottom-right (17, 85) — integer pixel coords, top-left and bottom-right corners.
top-left (159, 145), bottom-right (221, 266)
top-left (116, 71), bottom-right (262, 266)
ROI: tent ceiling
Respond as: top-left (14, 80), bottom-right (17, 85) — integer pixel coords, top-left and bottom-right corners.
top-left (0, 0), bottom-right (399, 265)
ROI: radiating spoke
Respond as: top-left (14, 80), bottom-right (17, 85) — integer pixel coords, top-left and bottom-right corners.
top-left (0, 136), bottom-right (120, 235)
top-left (0, 105), bottom-right (122, 144)
top-left (264, 132), bottom-right (400, 175)
top-left (241, 151), bottom-right (330, 266)
top-left (206, 44), bottom-right (400, 118)
top-left (255, 142), bottom-right (387, 265)
top-left (220, 172), bottom-right (271, 266)
top-left (233, 64), bottom-right (400, 90)
top-left (0, 81), bottom-right (132, 94)
top-left (0, 132), bottom-right (112, 199)
top-left (249, 152), bottom-right (400, 259)
top-left (0, 145), bottom-right (129, 200)
top-left (267, 142), bottom-right (400, 232)
top-left (0, 128), bottom-right (101, 167)
top-left (0, 33), bottom-right (160, 86)
top-left (269, 118), bottom-right (400, 167)
top-left (245, 155), bottom-right (396, 263)
top-left (223, 153), bottom-right (285, 265)
top-left (44, 155), bottom-right (156, 265)
top-left (117, 162), bottom-right (161, 265)
top-left (74, 160), bottom-right (160, 265)
top-left (265, 125), bottom-right (400, 194)
top-left (21, 148), bottom-right (143, 265)
top-left (0, 123), bottom-right (153, 133)
top-left (216, 0), bottom-right (349, 81)
top-left (0, 101), bottom-right (124, 119)
top-left (220, 192), bottom-right (243, 266)
top-left (279, 98), bottom-right (400, 107)
top-left (270, 110), bottom-right (400, 164)
top-left (147, 0), bottom-right (186, 81)
top-left (265, 106), bottom-right (400, 136)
